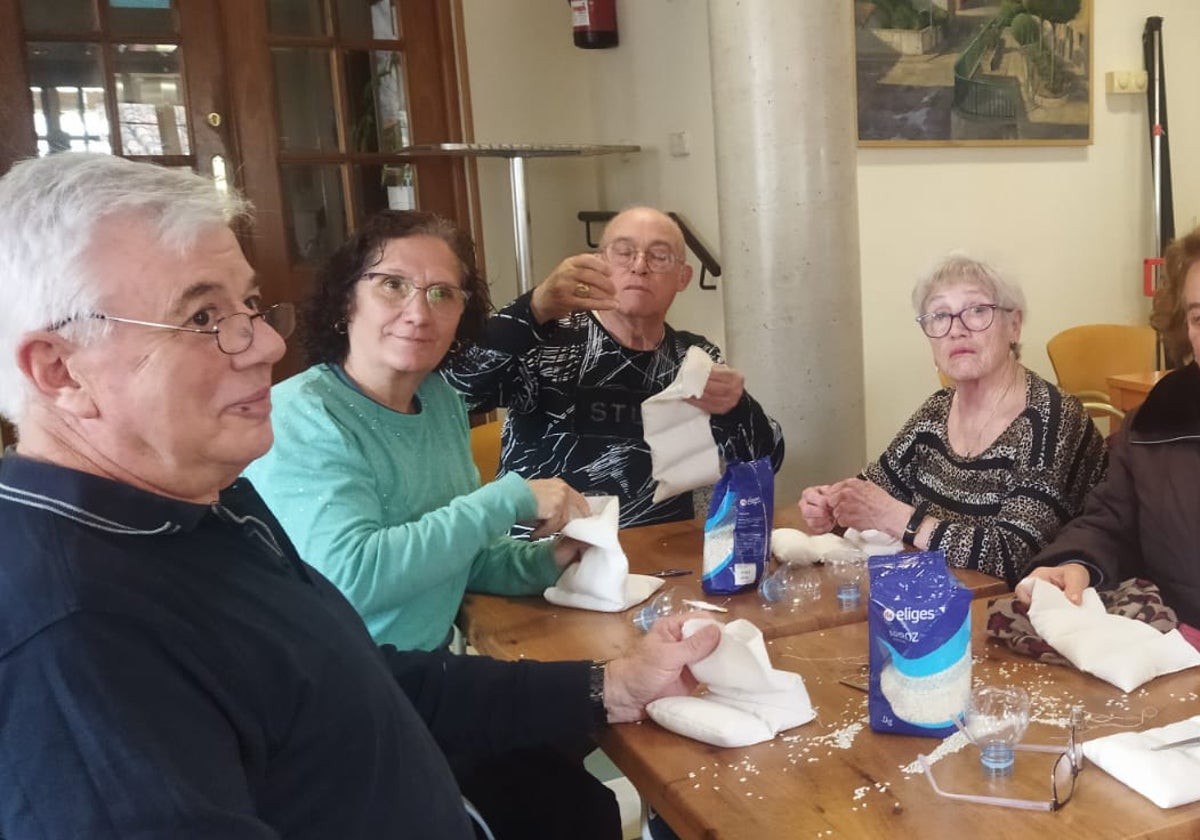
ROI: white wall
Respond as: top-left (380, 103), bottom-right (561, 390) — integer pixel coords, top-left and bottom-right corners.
top-left (460, 0), bottom-right (725, 346)
top-left (461, 0), bottom-right (1200, 479)
top-left (859, 2), bottom-right (1200, 453)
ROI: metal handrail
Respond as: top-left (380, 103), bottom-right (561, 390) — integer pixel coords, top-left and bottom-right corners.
top-left (952, 17), bottom-right (1016, 118)
top-left (577, 211), bottom-right (722, 290)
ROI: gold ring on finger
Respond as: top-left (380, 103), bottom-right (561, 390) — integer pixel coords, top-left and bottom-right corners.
top-left (575, 282), bottom-right (589, 298)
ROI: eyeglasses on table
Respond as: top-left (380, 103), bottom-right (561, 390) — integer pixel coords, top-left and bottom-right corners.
top-left (919, 705), bottom-right (1085, 812)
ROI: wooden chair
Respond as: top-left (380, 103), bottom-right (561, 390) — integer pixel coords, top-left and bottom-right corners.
top-left (469, 419), bottom-right (503, 484)
top-left (1046, 324), bottom-right (1157, 405)
top-left (1079, 399), bottom-right (1125, 440)
top-left (1047, 324), bottom-right (1156, 436)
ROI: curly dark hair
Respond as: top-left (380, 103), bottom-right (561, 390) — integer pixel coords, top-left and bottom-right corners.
top-left (300, 209), bottom-right (492, 367)
top-left (1150, 226), bottom-right (1200, 365)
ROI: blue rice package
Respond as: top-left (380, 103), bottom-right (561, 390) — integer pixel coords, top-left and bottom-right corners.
top-left (868, 550), bottom-right (972, 737)
top-left (701, 458), bottom-right (774, 595)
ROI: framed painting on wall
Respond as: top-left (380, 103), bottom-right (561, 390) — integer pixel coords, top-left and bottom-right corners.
top-left (854, 0), bottom-right (1093, 147)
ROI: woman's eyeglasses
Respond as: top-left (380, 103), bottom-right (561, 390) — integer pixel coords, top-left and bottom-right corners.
top-left (915, 303), bottom-right (1013, 338)
top-left (919, 706), bottom-right (1085, 812)
top-left (362, 273), bottom-right (470, 313)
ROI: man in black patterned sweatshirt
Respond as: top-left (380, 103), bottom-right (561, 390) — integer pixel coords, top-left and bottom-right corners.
top-left (443, 206), bottom-right (783, 528)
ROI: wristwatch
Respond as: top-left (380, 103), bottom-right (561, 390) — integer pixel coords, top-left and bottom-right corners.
top-left (588, 662), bottom-right (608, 727)
top-left (902, 501), bottom-right (929, 546)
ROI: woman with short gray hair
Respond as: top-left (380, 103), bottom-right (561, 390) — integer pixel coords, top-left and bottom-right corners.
top-left (799, 253), bottom-right (1105, 586)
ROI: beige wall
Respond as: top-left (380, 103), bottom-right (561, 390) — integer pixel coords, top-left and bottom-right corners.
top-left (859, 2), bottom-right (1200, 455)
top-left (461, 0), bottom-right (1200, 478)
top-left (460, 0), bottom-right (724, 346)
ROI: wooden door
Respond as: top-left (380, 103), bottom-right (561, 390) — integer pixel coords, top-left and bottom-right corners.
top-left (0, 0), bottom-right (473, 445)
top-left (220, 0), bottom-right (472, 378)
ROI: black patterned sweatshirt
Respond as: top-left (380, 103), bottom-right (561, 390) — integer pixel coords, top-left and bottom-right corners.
top-left (442, 291), bottom-right (784, 528)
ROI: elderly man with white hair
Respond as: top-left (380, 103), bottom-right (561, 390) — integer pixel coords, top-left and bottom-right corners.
top-left (443, 206), bottom-right (785, 529)
top-left (0, 153), bottom-right (719, 839)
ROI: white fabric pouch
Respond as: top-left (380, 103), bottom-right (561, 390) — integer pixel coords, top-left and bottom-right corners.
top-left (543, 496), bottom-right (663, 612)
top-left (1026, 578), bottom-right (1200, 692)
top-left (646, 618), bottom-right (815, 747)
top-left (770, 528), bottom-right (849, 565)
top-left (1084, 716), bottom-right (1200, 808)
top-left (843, 527), bottom-right (903, 555)
top-left (771, 528), bottom-right (902, 566)
top-left (642, 346), bottom-right (721, 503)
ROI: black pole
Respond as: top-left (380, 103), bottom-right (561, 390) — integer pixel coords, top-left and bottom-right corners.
top-left (1143, 17), bottom-right (1175, 368)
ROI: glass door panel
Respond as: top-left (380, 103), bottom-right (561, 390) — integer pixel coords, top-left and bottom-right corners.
top-left (107, 0), bottom-right (177, 35)
top-left (280, 164), bottom-right (347, 264)
top-left (344, 49), bottom-right (409, 153)
top-left (336, 0), bottom-right (399, 40)
top-left (27, 42), bottom-right (110, 155)
top-left (272, 48), bottom-right (338, 152)
top-left (19, 0), bottom-right (97, 33)
top-left (114, 44), bottom-right (188, 155)
top-left (266, 0), bottom-right (328, 36)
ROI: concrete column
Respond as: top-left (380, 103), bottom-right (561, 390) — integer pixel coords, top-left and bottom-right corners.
top-left (707, 0), bottom-right (864, 500)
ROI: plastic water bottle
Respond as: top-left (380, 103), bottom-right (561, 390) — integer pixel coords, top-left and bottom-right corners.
top-left (632, 590), bottom-right (681, 633)
top-left (826, 548), bottom-right (867, 609)
top-left (757, 563), bottom-right (820, 610)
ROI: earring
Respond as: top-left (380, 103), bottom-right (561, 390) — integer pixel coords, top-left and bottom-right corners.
top-left (334, 319), bottom-right (347, 334)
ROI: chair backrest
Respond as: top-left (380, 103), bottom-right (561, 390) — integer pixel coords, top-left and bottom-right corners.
top-left (469, 419), bottom-right (502, 483)
top-left (1046, 324), bottom-right (1158, 401)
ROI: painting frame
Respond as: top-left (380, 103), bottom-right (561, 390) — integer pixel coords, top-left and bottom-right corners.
top-left (854, 0), bottom-right (1093, 148)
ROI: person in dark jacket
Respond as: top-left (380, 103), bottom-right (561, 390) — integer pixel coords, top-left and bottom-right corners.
top-left (1019, 226), bottom-right (1200, 624)
top-left (0, 152), bottom-right (720, 840)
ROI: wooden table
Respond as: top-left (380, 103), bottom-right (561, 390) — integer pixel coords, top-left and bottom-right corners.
top-left (460, 509), bottom-right (1008, 662)
top-left (598, 599), bottom-right (1200, 839)
top-left (1107, 370), bottom-right (1169, 412)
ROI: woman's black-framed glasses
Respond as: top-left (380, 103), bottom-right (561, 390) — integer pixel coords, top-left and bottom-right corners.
top-left (915, 303), bottom-right (1013, 338)
top-left (50, 303), bottom-right (296, 355)
top-left (918, 706), bottom-right (1085, 812)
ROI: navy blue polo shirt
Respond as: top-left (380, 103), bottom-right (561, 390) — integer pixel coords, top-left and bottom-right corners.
top-left (0, 452), bottom-right (589, 838)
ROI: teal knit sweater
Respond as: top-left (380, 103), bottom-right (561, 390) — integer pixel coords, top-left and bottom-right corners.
top-left (245, 364), bottom-right (559, 650)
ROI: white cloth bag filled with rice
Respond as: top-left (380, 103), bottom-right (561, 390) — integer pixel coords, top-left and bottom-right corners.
top-left (868, 550), bottom-right (972, 738)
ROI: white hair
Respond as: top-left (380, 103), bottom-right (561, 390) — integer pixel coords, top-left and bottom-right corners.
top-left (0, 153), bottom-right (251, 424)
top-left (910, 252), bottom-right (1027, 316)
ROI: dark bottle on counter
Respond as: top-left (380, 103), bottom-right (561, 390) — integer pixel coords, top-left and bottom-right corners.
top-left (570, 0), bottom-right (618, 49)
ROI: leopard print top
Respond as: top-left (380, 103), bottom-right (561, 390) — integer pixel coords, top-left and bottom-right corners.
top-left (863, 368), bottom-right (1106, 586)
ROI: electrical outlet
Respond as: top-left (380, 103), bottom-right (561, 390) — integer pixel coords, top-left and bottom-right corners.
top-left (668, 131), bottom-right (691, 157)
top-left (1105, 70), bottom-right (1147, 95)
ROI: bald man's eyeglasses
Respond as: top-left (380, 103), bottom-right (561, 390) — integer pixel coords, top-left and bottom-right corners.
top-left (49, 303), bottom-right (295, 355)
top-left (603, 241), bottom-right (683, 274)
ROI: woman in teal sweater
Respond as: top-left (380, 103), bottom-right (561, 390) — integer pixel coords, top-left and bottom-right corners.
top-left (246, 211), bottom-right (589, 651)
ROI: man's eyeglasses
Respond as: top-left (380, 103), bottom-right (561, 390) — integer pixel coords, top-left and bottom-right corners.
top-left (915, 303), bottom-right (1013, 338)
top-left (50, 303), bottom-right (295, 355)
top-left (362, 272), bottom-right (470, 313)
top-left (919, 706), bottom-right (1085, 812)
top-left (602, 241), bottom-right (683, 274)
